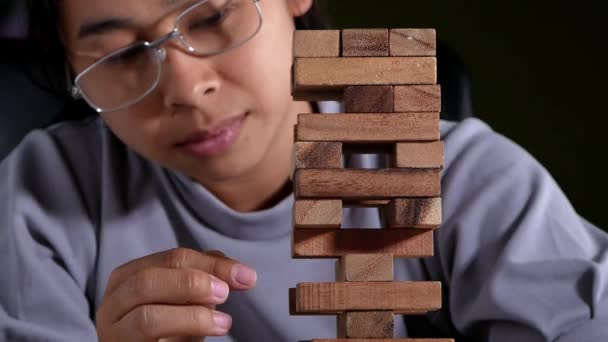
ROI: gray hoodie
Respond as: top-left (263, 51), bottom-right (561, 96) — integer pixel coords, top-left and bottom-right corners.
top-left (1, 102), bottom-right (607, 341)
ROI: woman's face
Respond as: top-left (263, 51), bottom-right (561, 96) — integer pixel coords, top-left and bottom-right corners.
top-left (59, 0), bottom-right (313, 186)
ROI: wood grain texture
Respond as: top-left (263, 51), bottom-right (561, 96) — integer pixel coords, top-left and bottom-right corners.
top-left (291, 62), bottom-right (343, 101)
top-left (394, 85), bottom-right (441, 112)
top-left (294, 169), bottom-right (441, 199)
top-left (296, 113), bottom-right (440, 143)
top-left (294, 200), bottom-right (342, 229)
top-left (342, 29), bottom-right (389, 57)
top-left (294, 281), bottom-right (441, 313)
top-left (338, 311), bottom-right (394, 338)
top-left (343, 199), bottom-right (390, 208)
top-left (292, 90), bottom-right (344, 101)
top-left (294, 142), bottom-right (343, 169)
top-left (392, 141), bottom-right (444, 168)
top-left (292, 228), bottom-right (434, 258)
top-left (389, 29), bottom-right (437, 56)
top-left (385, 198), bottom-right (442, 229)
top-left (337, 254), bottom-right (394, 282)
top-left (293, 30), bottom-right (340, 57)
top-left (293, 57), bottom-right (437, 94)
top-left (344, 86), bottom-right (394, 113)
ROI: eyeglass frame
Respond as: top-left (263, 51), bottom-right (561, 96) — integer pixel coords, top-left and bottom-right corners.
top-left (69, 0), bottom-right (263, 113)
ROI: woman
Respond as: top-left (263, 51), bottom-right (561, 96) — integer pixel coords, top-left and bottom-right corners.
top-left (1, 0), bottom-right (607, 341)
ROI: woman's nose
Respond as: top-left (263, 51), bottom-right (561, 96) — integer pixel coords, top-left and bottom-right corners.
top-left (159, 45), bottom-right (221, 112)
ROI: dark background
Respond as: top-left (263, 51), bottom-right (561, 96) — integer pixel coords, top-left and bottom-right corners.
top-left (322, 0), bottom-right (607, 230)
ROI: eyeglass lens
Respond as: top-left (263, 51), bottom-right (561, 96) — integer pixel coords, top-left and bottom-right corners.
top-left (75, 0), bottom-right (261, 112)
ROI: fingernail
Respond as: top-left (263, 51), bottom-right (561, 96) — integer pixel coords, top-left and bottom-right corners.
top-left (212, 311), bottom-right (232, 333)
top-left (210, 276), bottom-right (229, 301)
top-left (232, 264), bottom-right (257, 287)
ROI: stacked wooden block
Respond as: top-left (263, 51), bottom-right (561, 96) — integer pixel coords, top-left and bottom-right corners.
top-left (289, 29), bottom-right (453, 342)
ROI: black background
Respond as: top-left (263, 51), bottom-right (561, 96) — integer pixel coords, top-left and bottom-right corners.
top-left (323, 0), bottom-right (608, 230)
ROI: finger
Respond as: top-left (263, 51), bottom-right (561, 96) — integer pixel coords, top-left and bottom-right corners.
top-left (105, 248), bottom-right (256, 297)
top-left (115, 305), bottom-right (231, 340)
top-left (100, 268), bottom-right (229, 324)
top-left (160, 337), bottom-right (206, 342)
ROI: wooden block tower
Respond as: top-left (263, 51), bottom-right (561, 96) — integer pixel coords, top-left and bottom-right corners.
top-left (289, 28), bottom-right (454, 342)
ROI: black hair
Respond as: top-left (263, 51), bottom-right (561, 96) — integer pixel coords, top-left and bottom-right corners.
top-left (23, 0), bottom-right (329, 119)
top-left (295, 2), bottom-right (329, 31)
top-left (24, 0), bottom-right (90, 119)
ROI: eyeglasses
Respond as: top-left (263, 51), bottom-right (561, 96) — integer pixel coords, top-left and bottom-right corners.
top-left (70, 0), bottom-right (263, 113)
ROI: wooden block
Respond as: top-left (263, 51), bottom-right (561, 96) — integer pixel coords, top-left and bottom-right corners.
top-left (294, 281), bottom-right (441, 313)
top-left (312, 339), bottom-right (454, 342)
top-left (394, 85), bottom-right (441, 112)
top-left (342, 29), bottom-right (389, 57)
top-left (291, 62), bottom-right (343, 101)
top-left (344, 86), bottom-right (394, 113)
top-left (292, 90), bottom-right (343, 102)
top-left (293, 57), bottom-right (437, 94)
top-left (336, 254), bottom-right (393, 282)
top-left (390, 29), bottom-right (437, 56)
top-left (289, 133), bottom-right (297, 181)
top-left (289, 287), bottom-right (297, 315)
top-left (292, 228), bottom-right (434, 258)
top-left (385, 198), bottom-right (442, 229)
top-left (338, 311), bottom-right (394, 338)
top-left (290, 141), bottom-right (343, 181)
top-left (343, 199), bottom-right (390, 208)
top-left (392, 141), bottom-right (444, 168)
top-left (293, 30), bottom-right (340, 57)
top-left (294, 200), bottom-right (342, 228)
top-left (294, 142), bottom-right (343, 169)
top-left (294, 169), bottom-right (441, 199)
top-left (297, 113), bottom-right (440, 143)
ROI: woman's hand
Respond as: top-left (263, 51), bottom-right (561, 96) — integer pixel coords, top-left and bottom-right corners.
top-left (96, 248), bottom-right (257, 341)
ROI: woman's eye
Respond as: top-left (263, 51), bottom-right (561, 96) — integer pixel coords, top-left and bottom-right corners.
top-left (189, 10), bottom-right (229, 30)
top-left (189, 2), bottom-right (238, 30)
top-left (106, 46), bottom-right (146, 65)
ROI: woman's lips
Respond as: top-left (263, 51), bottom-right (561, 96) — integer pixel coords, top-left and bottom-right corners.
top-left (177, 113), bottom-right (247, 158)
